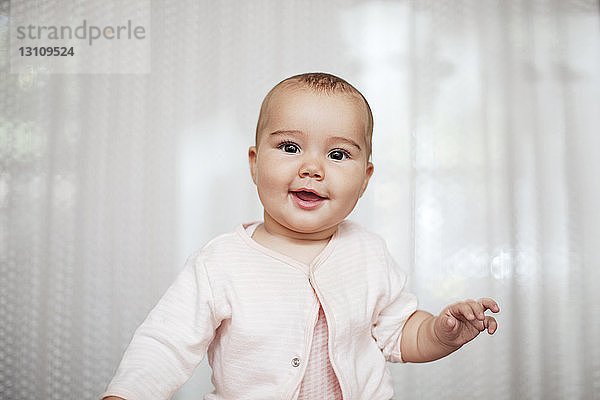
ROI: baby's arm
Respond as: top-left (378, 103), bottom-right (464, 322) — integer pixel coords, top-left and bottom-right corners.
top-left (100, 253), bottom-right (219, 400)
top-left (400, 298), bottom-right (499, 363)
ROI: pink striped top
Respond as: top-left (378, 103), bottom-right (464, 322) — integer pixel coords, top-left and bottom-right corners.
top-left (101, 221), bottom-right (418, 400)
top-left (297, 305), bottom-right (342, 399)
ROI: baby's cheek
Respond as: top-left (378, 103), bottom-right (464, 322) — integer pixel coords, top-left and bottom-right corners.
top-left (340, 176), bottom-right (366, 198)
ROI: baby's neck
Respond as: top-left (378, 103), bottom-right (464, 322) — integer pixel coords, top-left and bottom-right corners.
top-left (251, 223), bottom-right (332, 266)
top-left (262, 212), bottom-right (338, 241)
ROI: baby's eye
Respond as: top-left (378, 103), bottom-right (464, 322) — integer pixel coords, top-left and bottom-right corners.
top-left (328, 149), bottom-right (350, 161)
top-left (278, 142), bottom-right (300, 153)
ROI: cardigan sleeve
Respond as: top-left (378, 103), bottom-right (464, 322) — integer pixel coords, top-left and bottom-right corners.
top-left (371, 244), bottom-right (418, 363)
top-left (101, 252), bottom-right (220, 400)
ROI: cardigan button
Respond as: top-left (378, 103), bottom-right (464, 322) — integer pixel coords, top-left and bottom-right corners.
top-left (291, 357), bottom-right (300, 367)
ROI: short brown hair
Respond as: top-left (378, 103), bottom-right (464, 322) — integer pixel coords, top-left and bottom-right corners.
top-left (255, 72), bottom-right (374, 159)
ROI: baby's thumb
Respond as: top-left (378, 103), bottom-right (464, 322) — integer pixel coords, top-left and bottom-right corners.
top-left (437, 314), bottom-right (459, 339)
top-left (446, 316), bottom-right (456, 330)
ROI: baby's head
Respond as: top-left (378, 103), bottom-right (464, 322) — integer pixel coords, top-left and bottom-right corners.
top-left (249, 72), bottom-right (375, 239)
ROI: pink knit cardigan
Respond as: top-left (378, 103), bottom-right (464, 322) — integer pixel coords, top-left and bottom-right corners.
top-left (102, 221), bottom-right (417, 400)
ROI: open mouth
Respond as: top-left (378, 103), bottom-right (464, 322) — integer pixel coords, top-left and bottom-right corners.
top-left (291, 190), bottom-right (327, 209)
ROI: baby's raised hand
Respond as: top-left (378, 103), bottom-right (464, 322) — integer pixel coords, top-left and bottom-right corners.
top-left (434, 298), bottom-right (500, 348)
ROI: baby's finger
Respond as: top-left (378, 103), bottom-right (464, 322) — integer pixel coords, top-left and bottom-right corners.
top-left (478, 298), bottom-right (500, 313)
top-left (467, 300), bottom-right (486, 321)
top-left (451, 301), bottom-right (477, 321)
top-left (467, 317), bottom-right (486, 332)
top-left (463, 299), bottom-right (488, 321)
top-left (484, 316), bottom-right (498, 334)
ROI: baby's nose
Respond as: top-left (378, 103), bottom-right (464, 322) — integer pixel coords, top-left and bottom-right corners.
top-left (299, 161), bottom-right (323, 180)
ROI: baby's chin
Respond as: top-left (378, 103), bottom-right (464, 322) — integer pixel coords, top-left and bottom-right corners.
top-left (263, 207), bottom-right (347, 239)
top-left (280, 219), bottom-right (342, 239)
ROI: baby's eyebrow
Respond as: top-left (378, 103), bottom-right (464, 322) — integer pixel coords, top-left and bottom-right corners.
top-left (269, 129), bottom-right (304, 138)
top-left (328, 136), bottom-right (362, 152)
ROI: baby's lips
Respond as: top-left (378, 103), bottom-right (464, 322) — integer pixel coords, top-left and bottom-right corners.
top-left (294, 190), bottom-right (324, 201)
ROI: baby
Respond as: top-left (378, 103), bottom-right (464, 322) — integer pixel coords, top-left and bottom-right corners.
top-left (102, 72), bottom-right (499, 400)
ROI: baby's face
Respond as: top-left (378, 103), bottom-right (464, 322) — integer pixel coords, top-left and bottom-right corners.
top-left (249, 87), bottom-right (374, 239)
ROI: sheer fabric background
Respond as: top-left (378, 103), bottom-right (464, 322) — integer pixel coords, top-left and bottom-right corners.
top-left (1, 1), bottom-right (599, 399)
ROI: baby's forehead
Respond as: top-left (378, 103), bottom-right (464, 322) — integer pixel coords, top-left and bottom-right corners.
top-left (267, 84), bottom-right (369, 123)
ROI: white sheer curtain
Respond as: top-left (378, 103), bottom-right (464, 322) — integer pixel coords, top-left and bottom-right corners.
top-left (1, 1), bottom-right (598, 399)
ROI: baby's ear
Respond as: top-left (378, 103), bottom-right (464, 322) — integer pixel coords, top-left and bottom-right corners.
top-left (359, 162), bottom-right (374, 197)
top-left (248, 146), bottom-right (258, 184)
